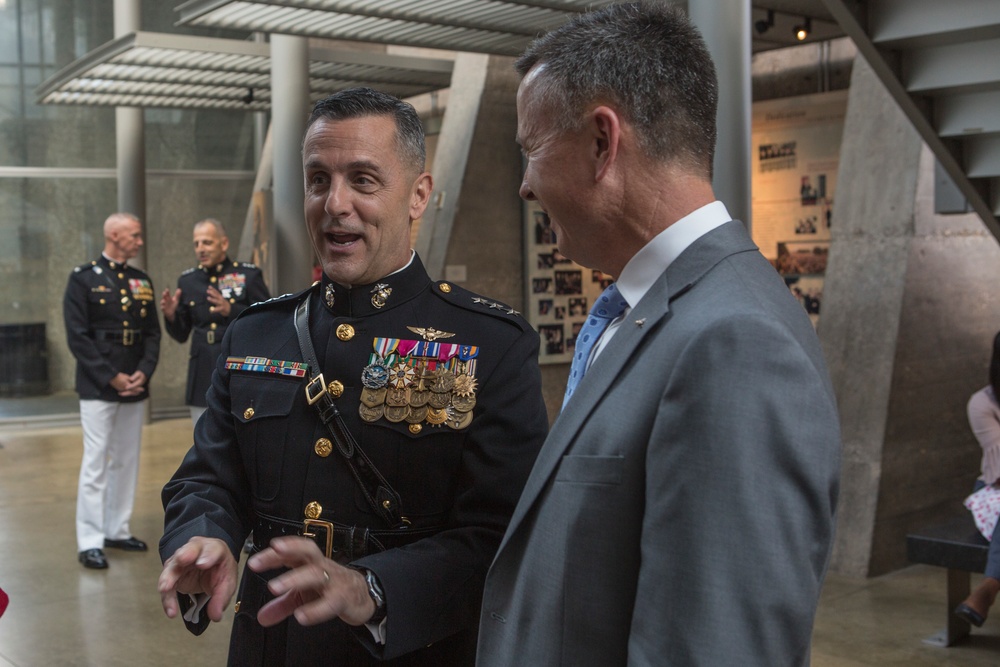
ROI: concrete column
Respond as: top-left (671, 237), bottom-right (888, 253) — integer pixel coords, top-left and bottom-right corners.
top-left (414, 52), bottom-right (490, 279)
top-left (820, 56), bottom-right (1000, 576)
top-left (270, 34), bottom-right (311, 294)
top-left (252, 32), bottom-right (269, 170)
top-left (689, 0), bottom-right (752, 229)
top-left (113, 0), bottom-right (145, 267)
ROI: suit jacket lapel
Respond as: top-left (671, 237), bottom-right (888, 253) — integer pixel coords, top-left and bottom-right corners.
top-left (498, 221), bottom-right (758, 551)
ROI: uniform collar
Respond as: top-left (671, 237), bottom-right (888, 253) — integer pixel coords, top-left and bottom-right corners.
top-left (319, 252), bottom-right (430, 318)
top-left (100, 253), bottom-right (127, 271)
top-left (200, 256), bottom-right (234, 275)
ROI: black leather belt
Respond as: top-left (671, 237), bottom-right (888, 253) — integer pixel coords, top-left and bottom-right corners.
top-left (93, 329), bottom-right (143, 346)
top-left (194, 327), bottom-right (224, 344)
top-left (253, 513), bottom-right (443, 565)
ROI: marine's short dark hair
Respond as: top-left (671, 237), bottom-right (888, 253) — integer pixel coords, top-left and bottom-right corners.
top-left (305, 87), bottom-right (426, 173)
top-left (515, 1), bottom-right (718, 178)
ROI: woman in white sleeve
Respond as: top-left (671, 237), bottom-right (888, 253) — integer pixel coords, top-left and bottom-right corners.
top-left (955, 331), bottom-right (1000, 626)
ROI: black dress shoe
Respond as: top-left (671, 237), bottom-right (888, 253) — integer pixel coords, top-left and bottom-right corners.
top-left (104, 537), bottom-right (148, 552)
top-left (78, 548), bottom-right (108, 569)
top-left (955, 603), bottom-right (987, 627)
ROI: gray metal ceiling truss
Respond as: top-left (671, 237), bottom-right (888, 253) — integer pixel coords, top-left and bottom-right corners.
top-left (821, 0), bottom-right (1000, 238)
top-left (174, 0), bottom-right (616, 55)
top-left (36, 31), bottom-right (453, 111)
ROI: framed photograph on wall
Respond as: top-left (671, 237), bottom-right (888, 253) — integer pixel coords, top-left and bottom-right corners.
top-left (523, 198), bottom-right (611, 364)
top-left (772, 240), bottom-right (829, 276)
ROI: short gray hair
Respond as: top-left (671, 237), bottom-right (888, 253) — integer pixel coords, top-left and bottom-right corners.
top-left (516, 2), bottom-right (718, 178)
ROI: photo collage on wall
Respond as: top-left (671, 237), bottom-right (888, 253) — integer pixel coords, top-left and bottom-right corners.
top-left (524, 200), bottom-right (613, 364)
top-left (751, 90), bottom-right (847, 327)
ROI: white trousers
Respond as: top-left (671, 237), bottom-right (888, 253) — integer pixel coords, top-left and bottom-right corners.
top-left (77, 399), bottom-right (145, 551)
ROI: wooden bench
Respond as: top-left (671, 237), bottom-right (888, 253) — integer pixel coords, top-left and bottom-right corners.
top-left (906, 514), bottom-right (990, 646)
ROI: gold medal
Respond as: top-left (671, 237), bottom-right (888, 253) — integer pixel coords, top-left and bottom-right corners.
top-left (359, 404), bottom-right (384, 422)
top-left (384, 405), bottom-right (408, 423)
top-left (451, 392), bottom-right (476, 412)
top-left (405, 405), bottom-right (428, 423)
top-left (431, 368), bottom-right (456, 393)
top-left (385, 386), bottom-right (409, 407)
top-left (444, 406), bottom-right (474, 430)
top-left (428, 392), bottom-right (451, 410)
top-left (426, 408), bottom-right (447, 425)
top-left (408, 389), bottom-right (431, 407)
top-left (360, 387), bottom-right (387, 408)
top-left (453, 374), bottom-right (477, 397)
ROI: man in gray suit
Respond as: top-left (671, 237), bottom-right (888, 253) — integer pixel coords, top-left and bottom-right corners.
top-left (477, 3), bottom-right (841, 665)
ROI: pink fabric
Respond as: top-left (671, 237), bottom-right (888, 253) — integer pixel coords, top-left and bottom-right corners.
top-left (965, 484), bottom-right (1000, 541)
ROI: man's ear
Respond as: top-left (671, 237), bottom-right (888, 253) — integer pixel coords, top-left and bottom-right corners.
top-left (410, 172), bottom-right (434, 220)
top-left (591, 105), bottom-right (621, 182)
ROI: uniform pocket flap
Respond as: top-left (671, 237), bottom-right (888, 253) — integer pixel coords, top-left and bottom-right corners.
top-left (230, 375), bottom-right (300, 423)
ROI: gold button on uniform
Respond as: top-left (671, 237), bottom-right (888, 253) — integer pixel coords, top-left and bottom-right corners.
top-left (408, 424), bottom-right (422, 434)
top-left (210, 323), bottom-right (218, 330)
top-left (244, 407), bottom-right (255, 420)
top-left (336, 324), bottom-right (355, 341)
top-left (439, 283), bottom-right (452, 293)
top-left (314, 438), bottom-right (333, 457)
top-left (305, 501), bottom-right (323, 519)
top-left (327, 380), bottom-right (344, 398)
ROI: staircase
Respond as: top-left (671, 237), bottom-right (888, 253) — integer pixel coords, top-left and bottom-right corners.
top-left (820, 0), bottom-right (1000, 238)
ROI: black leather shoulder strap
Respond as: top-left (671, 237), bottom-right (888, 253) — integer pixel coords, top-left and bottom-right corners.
top-left (294, 297), bottom-right (404, 528)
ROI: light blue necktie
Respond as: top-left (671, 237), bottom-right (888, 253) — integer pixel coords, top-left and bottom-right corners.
top-left (563, 282), bottom-right (629, 408)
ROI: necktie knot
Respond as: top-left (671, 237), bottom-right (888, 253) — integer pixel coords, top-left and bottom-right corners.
top-left (563, 283), bottom-right (628, 408)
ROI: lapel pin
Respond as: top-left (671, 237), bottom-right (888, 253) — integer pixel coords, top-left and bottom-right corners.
top-left (635, 318), bottom-right (646, 328)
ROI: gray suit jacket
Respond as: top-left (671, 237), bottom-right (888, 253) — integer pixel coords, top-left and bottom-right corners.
top-left (477, 221), bottom-right (840, 666)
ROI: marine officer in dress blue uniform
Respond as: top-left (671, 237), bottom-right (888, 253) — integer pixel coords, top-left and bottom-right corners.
top-left (157, 88), bottom-right (548, 665)
top-left (161, 219), bottom-right (270, 423)
top-left (63, 212), bottom-right (161, 569)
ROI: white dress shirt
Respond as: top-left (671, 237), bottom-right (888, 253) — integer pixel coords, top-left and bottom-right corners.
top-left (588, 201), bottom-right (733, 366)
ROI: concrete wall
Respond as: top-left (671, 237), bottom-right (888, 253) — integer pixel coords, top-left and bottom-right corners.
top-left (821, 56), bottom-right (1000, 576)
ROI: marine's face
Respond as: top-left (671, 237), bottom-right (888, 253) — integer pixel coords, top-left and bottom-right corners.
top-left (112, 218), bottom-right (144, 261)
top-left (192, 224), bottom-right (229, 268)
top-left (302, 115), bottom-right (431, 287)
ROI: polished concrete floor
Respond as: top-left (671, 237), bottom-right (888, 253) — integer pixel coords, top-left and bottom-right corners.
top-left (1, 416), bottom-right (999, 665)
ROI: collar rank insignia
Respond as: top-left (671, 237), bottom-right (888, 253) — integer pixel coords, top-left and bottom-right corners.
top-left (371, 283), bottom-right (392, 309)
top-left (407, 326), bottom-right (456, 342)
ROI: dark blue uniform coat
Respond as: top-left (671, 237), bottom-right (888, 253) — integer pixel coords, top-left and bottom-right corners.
top-left (160, 255), bottom-right (548, 666)
top-left (164, 258), bottom-right (269, 407)
top-left (63, 256), bottom-right (161, 401)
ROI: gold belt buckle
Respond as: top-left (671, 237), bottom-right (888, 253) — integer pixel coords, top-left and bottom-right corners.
top-left (305, 374), bottom-right (327, 405)
top-left (207, 330), bottom-right (215, 345)
top-left (303, 519), bottom-right (334, 558)
top-left (122, 329), bottom-right (134, 346)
